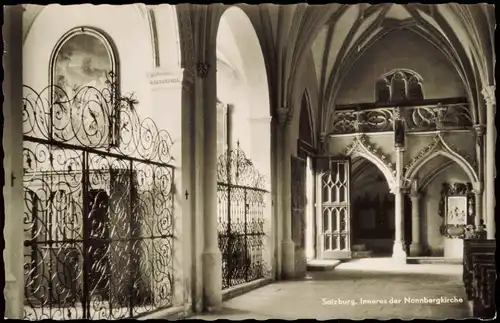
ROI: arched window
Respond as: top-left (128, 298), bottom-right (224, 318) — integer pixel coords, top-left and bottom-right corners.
top-left (375, 69), bottom-right (424, 104)
top-left (50, 27), bottom-right (118, 147)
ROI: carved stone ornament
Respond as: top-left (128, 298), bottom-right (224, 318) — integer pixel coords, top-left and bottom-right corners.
top-left (393, 106), bottom-right (402, 120)
top-left (342, 134), bottom-right (396, 180)
top-left (319, 132), bottom-right (327, 143)
top-left (196, 62), bottom-right (210, 78)
top-left (177, 7), bottom-right (196, 73)
top-left (473, 124), bottom-right (485, 146)
top-left (277, 107), bottom-right (291, 125)
top-left (481, 85), bottom-right (496, 106)
top-left (403, 133), bottom-right (478, 180)
top-left (473, 124), bottom-right (485, 136)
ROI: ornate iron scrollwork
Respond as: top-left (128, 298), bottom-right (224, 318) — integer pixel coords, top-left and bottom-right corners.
top-left (22, 74), bottom-right (175, 320)
top-left (217, 143), bottom-right (270, 290)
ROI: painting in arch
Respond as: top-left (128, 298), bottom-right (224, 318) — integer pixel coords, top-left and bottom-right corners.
top-left (52, 29), bottom-right (116, 145)
top-left (53, 30), bottom-right (114, 95)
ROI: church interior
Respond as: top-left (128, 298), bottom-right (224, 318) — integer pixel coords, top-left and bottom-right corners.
top-left (1, 3), bottom-right (496, 320)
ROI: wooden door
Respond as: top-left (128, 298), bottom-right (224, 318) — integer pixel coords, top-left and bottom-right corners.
top-left (315, 157), bottom-right (352, 259)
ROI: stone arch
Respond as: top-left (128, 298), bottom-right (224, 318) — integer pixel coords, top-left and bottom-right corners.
top-left (215, 6), bottom-right (272, 190)
top-left (419, 160), bottom-right (455, 191)
top-left (404, 134), bottom-right (479, 185)
top-left (49, 27), bottom-right (119, 89)
top-left (23, 4), bottom-right (155, 107)
top-left (148, 4), bottom-right (182, 71)
top-left (23, 4), bottom-right (152, 46)
top-left (342, 135), bottom-right (396, 189)
top-left (217, 6), bottom-right (271, 120)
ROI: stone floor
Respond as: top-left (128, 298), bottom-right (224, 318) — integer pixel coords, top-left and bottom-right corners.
top-left (188, 258), bottom-right (472, 320)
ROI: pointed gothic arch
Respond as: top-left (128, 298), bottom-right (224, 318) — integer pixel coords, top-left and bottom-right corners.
top-left (342, 135), bottom-right (396, 189)
top-left (419, 159), bottom-right (456, 191)
top-left (403, 134), bottom-right (479, 185)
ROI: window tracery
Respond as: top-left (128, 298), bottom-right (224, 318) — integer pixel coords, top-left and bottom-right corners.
top-left (375, 69), bottom-right (424, 104)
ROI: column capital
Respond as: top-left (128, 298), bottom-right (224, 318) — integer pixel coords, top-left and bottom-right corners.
top-left (390, 185), bottom-right (403, 194)
top-left (409, 190), bottom-right (421, 200)
top-left (317, 132), bottom-right (329, 153)
top-left (472, 181), bottom-right (484, 194)
top-left (395, 146), bottom-right (406, 153)
top-left (277, 107), bottom-right (292, 126)
top-left (473, 124), bottom-right (486, 136)
top-left (393, 106), bottom-right (403, 120)
top-left (481, 85), bottom-right (496, 106)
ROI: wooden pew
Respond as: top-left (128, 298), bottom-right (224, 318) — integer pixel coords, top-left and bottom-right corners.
top-left (463, 239), bottom-right (496, 319)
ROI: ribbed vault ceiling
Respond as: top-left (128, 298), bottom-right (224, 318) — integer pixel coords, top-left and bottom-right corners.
top-left (22, 3), bottom-right (494, 131)
top-left (309, 3), bottom-right (494, 132)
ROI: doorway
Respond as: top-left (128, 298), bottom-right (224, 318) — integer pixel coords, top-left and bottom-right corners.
top-left (351, 157), bottom-right (394, 257)
top-left (315, 157), bottom-right (352, 260)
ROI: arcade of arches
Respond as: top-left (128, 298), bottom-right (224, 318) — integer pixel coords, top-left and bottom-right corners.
top-left (2, 3), bottom-right (496, 320)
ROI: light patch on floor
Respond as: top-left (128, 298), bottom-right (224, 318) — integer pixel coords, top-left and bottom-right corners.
top-left (187, 258), bottom-right (470, 320)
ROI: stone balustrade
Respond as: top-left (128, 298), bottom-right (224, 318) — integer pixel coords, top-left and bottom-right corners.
top-left (330, 98), bottom-right (472, 135)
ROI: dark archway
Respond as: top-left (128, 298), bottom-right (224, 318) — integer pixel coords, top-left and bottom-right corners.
top-left (351, 157), bottom-right (394, 257)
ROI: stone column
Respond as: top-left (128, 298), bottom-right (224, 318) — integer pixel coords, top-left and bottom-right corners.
top-left (473, 125), bottom-right (485, 228)
top-left (392, 147), bottom-right (407, 262)
top-left (475, 191), bottom-right (483, 228)
top-left (482, 86), bottom-right (496, 239)
top-left (3, 5), bottom-right (25, 319)
top-left (200, 59), bottom-right (222, 309)
top-left (249, 116), bottom-right (273, 272)
top-left (270, 117), bottom-right (282, 280)
top-left (148, 68), bottom-right (186, 307)
top-left (473, 124), bottom-right (485, 180)
top-left (278, 107), bottom-right (295, 279)
top-left (409, 191), bottom-right (422, 256)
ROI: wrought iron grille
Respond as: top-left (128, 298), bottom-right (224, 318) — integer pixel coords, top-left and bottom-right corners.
top-left (217, 143), bottom-right (270, 289)
top-left (22, 73), bottom-right (175, 320)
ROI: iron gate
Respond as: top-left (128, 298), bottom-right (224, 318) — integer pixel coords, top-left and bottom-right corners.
top-left (22, 73), bottom-right (175, 320)
top-left (217, 143), bottom-right (270, 289)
